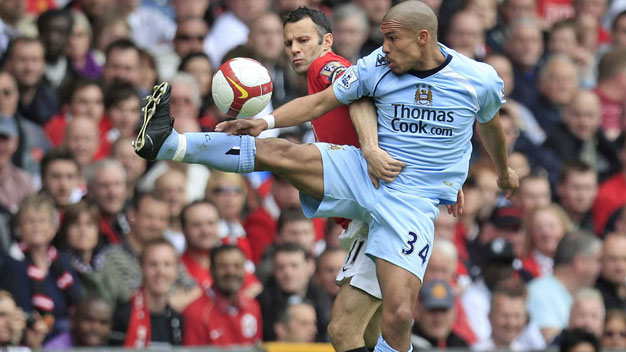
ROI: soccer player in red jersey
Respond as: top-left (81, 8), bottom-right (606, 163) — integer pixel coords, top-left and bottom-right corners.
top-left (280, 7), bottom-right (392, 352)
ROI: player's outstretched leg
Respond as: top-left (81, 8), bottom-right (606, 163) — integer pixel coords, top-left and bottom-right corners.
top-left (134, 82), bottom-right (256, 173)
top-left (133, 82), bottom-right (325, 199)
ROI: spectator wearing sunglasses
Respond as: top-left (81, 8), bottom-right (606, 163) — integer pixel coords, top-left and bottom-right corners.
top-left (157, 17), bottom-right (208, 81)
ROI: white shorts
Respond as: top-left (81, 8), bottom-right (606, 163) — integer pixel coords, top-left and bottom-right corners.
top-left (335, 220), bottom-right (382, 300)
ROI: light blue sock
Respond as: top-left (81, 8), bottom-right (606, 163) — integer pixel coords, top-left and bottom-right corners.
top-left (156, 129), bottom-right (256, 173)
top-left (374, 336), bottom-right (413, 352)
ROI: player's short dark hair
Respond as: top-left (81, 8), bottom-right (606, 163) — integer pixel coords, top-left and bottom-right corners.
top-left (41, 148), bottom-right (79, 179)
top-left (105, 81), bottom-right (140, 109)
top-left (277, 207), bottom-right (309, 233)
top-left (558, 160), bottom-right (596, 184)
top-left (283, 6), bottom-right (332, 43)
top-left (559, 328), bottom-right (600, 352)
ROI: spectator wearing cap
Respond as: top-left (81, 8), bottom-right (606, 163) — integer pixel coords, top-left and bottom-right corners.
top-left (477, 205), bottom-right (525, 261)
top-left (411, 280), bottom-right (469, 349)
top-left (0, 114), bottom-right (35, 214)
top-left (527, 231), bottom-right (602, 343)
top-left (520, 203), bottom-right (573, 280)
top-left (473, 279), bottom-right (544, 351)
top-left (461, 238), bottom-right (517, 343)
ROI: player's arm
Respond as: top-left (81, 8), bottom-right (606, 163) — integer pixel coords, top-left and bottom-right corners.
top-left (349, 98), bottom-right (405, 188)
top-left (216, 86), bottom-right (342, 136)
top-left (477, 112), bottom-right (519, 198)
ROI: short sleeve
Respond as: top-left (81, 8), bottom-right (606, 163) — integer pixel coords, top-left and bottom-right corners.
top-left (476, 66), bottom-right (506, 123)
top-left (332, 49), bottom-right (383, 104)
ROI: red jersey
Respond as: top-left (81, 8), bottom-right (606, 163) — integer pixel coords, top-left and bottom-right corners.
top-left (182, 288), bottom-right (262, 346)
top-left (307, 52), bottom-right (360, 147)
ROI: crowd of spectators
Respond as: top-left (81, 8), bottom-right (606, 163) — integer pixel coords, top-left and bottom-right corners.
top-left (1, 0), bottom-right (626, 351)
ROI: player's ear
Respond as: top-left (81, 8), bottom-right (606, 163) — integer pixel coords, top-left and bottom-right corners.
top-left (416, 29), bottom-right (429, 45)
top-left (322, 32), bottom-right (333, 51)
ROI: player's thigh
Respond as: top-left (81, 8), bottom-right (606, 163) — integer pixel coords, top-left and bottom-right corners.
top-left (254, 138), bottom-right (324, 199)
top-left (337, 227), bottom-right (382, 300)
top-left (300, 144), bottom-right (378, 222)
top-left (367, 190), bottom-right (440, 285)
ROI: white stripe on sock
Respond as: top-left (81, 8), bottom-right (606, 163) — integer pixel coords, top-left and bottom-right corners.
top-left (173, 133), bottom-right (187, 162)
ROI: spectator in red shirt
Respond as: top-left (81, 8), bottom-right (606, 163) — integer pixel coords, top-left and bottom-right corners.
top-left (179, 200), bottom-right (262, 298)
top-left (44, 78), bottom-right (109, 148)
top-left (183, 244), bottom-right (262, 346)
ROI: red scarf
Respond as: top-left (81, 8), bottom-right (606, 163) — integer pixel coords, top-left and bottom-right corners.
top-left (124, 288), bottom-right (151, 348)
top-left (99, 217), bottom-right (120, 245)
top-left (181, 250), bottom-right (213, 290)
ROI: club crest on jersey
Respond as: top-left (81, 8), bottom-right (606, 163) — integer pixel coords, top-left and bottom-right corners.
top-left (375, 53), bottom-right (388, 67)
top-left (327, 144), bottom-right (344, 150)
top-left (414, 84), bottom-right (433, 106)
top-left (339, 67), bottom-right (358, 89)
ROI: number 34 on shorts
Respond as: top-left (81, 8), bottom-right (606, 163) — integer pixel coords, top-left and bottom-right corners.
top-left (402, 231), bottom-right (430, 265)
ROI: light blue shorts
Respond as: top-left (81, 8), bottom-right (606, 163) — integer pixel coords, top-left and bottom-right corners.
top-left (300, 143), bottom-right (440, 282)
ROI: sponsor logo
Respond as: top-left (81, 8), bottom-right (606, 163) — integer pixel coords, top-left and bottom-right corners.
top-left (415, 84), bottom-right (433, 106)
top-left (391, 104), bottom-right (455, 136)
top-left (339, 67), bottom-right (358, 89)
top-left (376, 53), bottom-right (388, 67)
top-left (226, 77), bottom-right (249, 99)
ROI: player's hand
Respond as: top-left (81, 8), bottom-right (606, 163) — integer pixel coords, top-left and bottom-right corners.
top-left (497, 167), bottom-right (519, 199)
top-left (446, 189), bottom-right (464, 217)
top-left (216, 118), bottom-right (267, 136)
top-left (362, 146), bottom-right (405, 188)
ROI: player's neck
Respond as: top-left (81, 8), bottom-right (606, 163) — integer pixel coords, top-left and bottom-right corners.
top-left (412, 44), bottom-right (446, 72)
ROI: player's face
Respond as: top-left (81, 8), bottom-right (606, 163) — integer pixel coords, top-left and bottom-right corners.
top-left (380, 23), bottom-right (423, 74)
top-left (284, 18), bottom-right (329, 75)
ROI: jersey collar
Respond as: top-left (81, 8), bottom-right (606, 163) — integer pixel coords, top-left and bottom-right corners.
top-left (407, 44), bottom-right (452, 79)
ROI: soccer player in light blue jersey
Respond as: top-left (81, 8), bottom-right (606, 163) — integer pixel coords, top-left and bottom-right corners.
top-left (133, 2), bottom-right (518, 351)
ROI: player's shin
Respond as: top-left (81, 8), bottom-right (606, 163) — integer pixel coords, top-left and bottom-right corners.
top-left (156, 130), bottom-right (256, 173)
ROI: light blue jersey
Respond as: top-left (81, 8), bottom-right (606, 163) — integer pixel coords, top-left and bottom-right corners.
top-left (333, 44), bottom-right (505, 204)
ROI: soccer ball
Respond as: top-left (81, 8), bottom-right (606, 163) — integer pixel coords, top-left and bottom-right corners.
top-left (212, 58), bottom-right (273, 118)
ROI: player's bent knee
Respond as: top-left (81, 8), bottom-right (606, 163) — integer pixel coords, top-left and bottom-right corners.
top-left (383, 304), bottom-right (414, 329)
